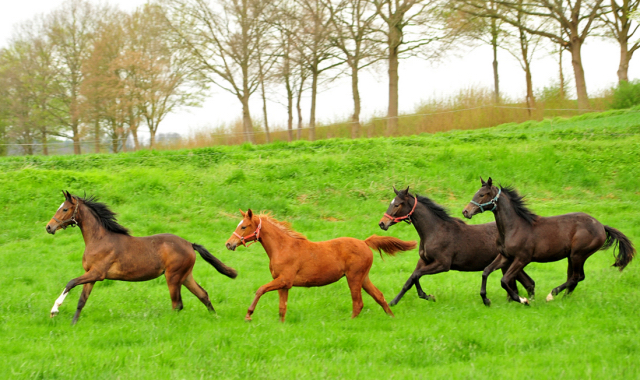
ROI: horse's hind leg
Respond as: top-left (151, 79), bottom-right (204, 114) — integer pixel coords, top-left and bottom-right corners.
top-left (183, 274), bottom-right (215, 313)
top-left (71, 282), bottom-right (95, 325)
top-left (516, 270), bottom-right (536, 299)
top-left (362, 276), bottom-right (394, 317)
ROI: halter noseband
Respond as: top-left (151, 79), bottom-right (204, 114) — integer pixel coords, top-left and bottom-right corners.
top-left (233, 218), bottom-right (262, 247)
top-left (470, 188), bottom-right (501, 213)
top-left (53, 198), bottom-right (80, 229)
top-left (384, 195), bottom-right (417, 224)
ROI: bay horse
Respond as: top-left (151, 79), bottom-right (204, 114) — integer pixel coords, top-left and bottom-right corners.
top-left (463, 177), bottom-right (636, 305)
top-left (225, 209), bottom-right (417, 322)
top-left (379, 187), bottom-right (535, 306)
top-left (46, 191), bottom-right (237, 324)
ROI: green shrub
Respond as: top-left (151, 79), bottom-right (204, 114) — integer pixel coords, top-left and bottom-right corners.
top-left (610, 80), bottom-right (640, 109)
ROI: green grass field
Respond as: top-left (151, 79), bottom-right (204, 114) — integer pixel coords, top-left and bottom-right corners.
top-left (1, 109), bottom-right (639, 379)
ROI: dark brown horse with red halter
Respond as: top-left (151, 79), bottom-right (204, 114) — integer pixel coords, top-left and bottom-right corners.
top-left (46, 191), bottom-right (237, 324)
top-left (225, 209), bottom-right (417, 322)
top-left (379, 187), bottom-right (535, 306)
top-left (463, 178), bottom-right (636, 305)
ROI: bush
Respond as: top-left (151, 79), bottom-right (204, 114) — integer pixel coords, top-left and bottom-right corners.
top-left (609, 80), bottom-right (640, 109)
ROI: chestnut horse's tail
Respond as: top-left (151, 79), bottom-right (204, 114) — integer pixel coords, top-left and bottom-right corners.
top-left (602, 226), bottom-right (636, 271)
top-left (192, 243), bottom-right (238, 279)
top-left (364, 235), bottom-right (417, 258)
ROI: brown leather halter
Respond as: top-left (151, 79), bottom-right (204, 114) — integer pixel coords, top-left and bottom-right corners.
top-left (384, 195), bottom-right (417, 224)
top-left (53, 198), bottom-right (80, 229)
top-left (233, 218), bottom-right (262, 247)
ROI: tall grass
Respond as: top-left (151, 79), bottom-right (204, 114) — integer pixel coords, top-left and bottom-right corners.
top-left (160, 85), bottom-right (616, 151)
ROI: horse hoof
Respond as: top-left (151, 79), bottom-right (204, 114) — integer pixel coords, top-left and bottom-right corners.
top-left (546, 293), bottom-right (554, 302)
top-left (426, 295), bottom-right (435, 302)
top-left (519, 297), bottom-right (530, 306)
top-left (389, 300), bottom-right (398, 307)
top-left (50, 312), bottom-right (58, 318)
top-left (244, 317), bottom-right (252, 322)
top-left (483, 299), bottom-right (491, 307)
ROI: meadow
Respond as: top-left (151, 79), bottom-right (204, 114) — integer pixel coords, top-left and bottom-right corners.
top-left (0, 109), bottom-right (639, 379)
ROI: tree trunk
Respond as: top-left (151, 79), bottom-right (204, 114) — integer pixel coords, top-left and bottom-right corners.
top-left (241, 94), bottom-right (254, 144)
top-left (94, 119), bottom-right (100, 153)
top-left (296, 73), bottom-right (304, 141)
top-left (387, 32), bottom-right (399, 136)
top-left (309, 68), bottom-right (318, 141)
top-left (569, 37), bottom-right (589, 110)
top-left (350, 62), bottom-right (361, 139)
top-left (130, 127), bottom-right (140, 151)
top-left (617, 37), bottom-right (630, 83)
top-left (149, 126), bottom-right (157, 149)
top-left (559, 44), bottom-right (565, 100)
top-left (42, 129), bottom-right (48, 156)
top-left (286, 79), bottom-right (293, 142)
top-left (260, 79), bottom-right (270, 144)
top-left (491, 17), bottom-right (500, 104)
top-left (72, 124), bottom-right (81, 155)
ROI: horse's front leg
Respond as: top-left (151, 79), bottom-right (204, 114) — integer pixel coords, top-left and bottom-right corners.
top-left (480, 254), bottom-right (509, 307)
top-left (246, 276), bottom-right (292, 322)
top-left (51, 269), bottom-right (105, 318)
top-left (390, 258), bottom-right (447, 306)
top-left (500, 259), bottom-right (531, 305)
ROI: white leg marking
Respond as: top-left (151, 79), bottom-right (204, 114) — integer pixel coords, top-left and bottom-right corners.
top-left (519, 296), bottom-right (529, 304)
top-left (546, 293), bottom-right (554, 302)
top-left (50, 288), bottom-right (69, 317)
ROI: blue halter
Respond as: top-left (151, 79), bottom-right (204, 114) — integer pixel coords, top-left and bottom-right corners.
top-left (471, 188), bottom-right (501, 213)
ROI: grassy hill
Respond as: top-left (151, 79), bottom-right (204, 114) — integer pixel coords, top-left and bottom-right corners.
top-left (1, 109), bottom-right (639, 379)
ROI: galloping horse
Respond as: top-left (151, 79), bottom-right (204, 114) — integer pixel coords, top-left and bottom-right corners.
top-left (463, 178), bottom-right (635, 305)
top-left (225, 209), bottom-right (417, 322)
top-left (379, 187), bottom-right (535, 306)
top-left (46, 191), bottom-right (237, 324)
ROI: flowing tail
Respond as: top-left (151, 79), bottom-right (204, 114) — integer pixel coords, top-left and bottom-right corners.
top-left (192, 243), bottom-right (238, 278)
top-left (601, 226), bottom-right (636, 271)
top-left (364, 235), bottom-right (417, 258)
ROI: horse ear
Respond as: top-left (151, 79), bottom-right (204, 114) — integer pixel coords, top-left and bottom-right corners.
top-left (480, 176), bottom-right (486, 185)
top-left (487, 177), bottom-right (493, 187)
top-left (393, 186), bottom-right (399, 195)
top-left (239, 209), bottom-right (246, 217)
top-left (405, 186), bottom-right (410, 195)
top-left (247, 209), bottom-right (253, 219)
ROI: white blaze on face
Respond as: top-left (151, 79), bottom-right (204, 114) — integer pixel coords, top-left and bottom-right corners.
top-left (390, 199), bottom-right (395, 206)
top-left (57, 202), bottom-right (65, 211)
top-left (50, 288), bottom-right (69, 316)
top-left (237, 220), bottom-right (243, 228)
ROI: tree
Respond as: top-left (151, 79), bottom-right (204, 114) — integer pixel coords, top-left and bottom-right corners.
top-left (466, 0), bottom-right (606, 111)
top-left (46, 0), bottom-right (102, 154)
top-left (372, 0), bottom-right (451, 135)
top-left (601, 0), bottom-right (640, 82)
top-left (163, 0), bottom-right (273, 144)
top-left (328, 0), bottom-right (383, 138)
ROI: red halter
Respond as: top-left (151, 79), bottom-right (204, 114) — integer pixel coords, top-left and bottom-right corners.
top-left (384, 195), bottom-right (417, 224)
top-left (233, 218), bottom-right (262, 247)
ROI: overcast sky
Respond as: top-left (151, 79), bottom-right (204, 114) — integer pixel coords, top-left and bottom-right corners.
top-left (2, 0), bottom-right (638, 140)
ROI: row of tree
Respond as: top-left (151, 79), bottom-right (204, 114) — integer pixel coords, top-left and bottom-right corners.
top-left (0, 0), bottom-right (638, 155)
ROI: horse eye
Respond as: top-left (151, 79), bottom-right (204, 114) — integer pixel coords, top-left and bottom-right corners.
top-left (63, 208), bottom-right (68, 212)
top-left (241, 226), bottom-right (246, 230)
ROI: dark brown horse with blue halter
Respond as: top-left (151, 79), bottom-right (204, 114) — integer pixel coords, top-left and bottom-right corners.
top-left (225, 209), bottom-right (417, 322)
top-left (463, 178), bottom-right (635, 306)
top-left (379, 187), bottom-right (535, 306)
top-left (46, 191), bottom-right (237, 324)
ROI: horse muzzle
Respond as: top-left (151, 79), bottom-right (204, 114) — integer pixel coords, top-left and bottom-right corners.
top-left (225, 242), bottom-right (237, 251)
top-left (45, 223), bottom-right (58, 235)
top-left (462, 204), bottom-right (477, 219)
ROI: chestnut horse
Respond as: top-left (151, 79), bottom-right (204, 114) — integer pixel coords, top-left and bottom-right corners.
top-left (463, 177), bottom-right (635, 305)
top-left (225, 209), bottom-right (417, 322)
top-left (46, 191), bottom-right (237, 324)
top-left (379, 187), bottom-right (535, 306)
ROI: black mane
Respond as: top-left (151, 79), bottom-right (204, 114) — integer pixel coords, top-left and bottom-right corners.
top-left (500, 186), bottom-right (539, 225)
top-left (413, 193), bottom-right (464, 224)
top-left (77, 195), bottom-right (131, 235)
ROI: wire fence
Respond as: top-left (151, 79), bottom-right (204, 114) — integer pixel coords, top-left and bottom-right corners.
top-left (0, 104), bottom-right (636, 157)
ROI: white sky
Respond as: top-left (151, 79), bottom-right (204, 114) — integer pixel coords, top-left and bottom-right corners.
top-left (2, 0), bottom-right (637, 140)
